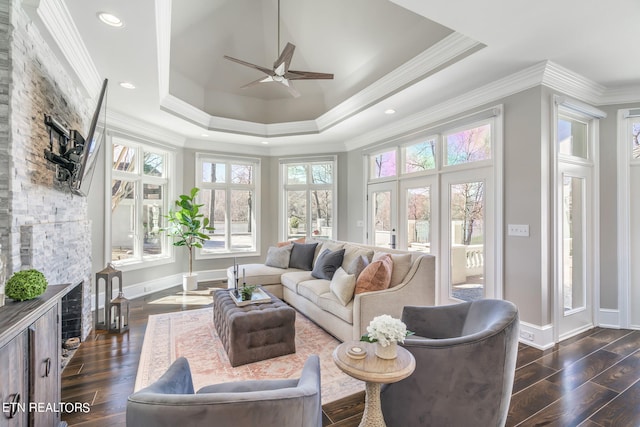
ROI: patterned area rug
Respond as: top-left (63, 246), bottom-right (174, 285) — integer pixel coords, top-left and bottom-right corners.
top-left (135, 307), bottom-right (364, 404)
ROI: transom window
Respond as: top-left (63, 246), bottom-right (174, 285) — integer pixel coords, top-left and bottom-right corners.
top-left (110, 138), bottom-right (172, 266)
top-left (196, 154), bottom-right (260, 256)
top-left (281, 158), bottom-right (336, 241)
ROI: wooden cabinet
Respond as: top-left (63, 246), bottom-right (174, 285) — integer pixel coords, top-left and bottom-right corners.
top-left (0, 285), bottom-right (72, 427)
top-left (0, 331), bottom-right (28, 426)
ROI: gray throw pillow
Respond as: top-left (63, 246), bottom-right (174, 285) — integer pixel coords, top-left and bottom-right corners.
top-left (265, 245), bottom-right (292, 268)
top-left (289, 242), bottom-right (318, 270)
top-left (311, 248), bottom-right (346, 280)
top-left (346, 254), bottom-right (370, 279)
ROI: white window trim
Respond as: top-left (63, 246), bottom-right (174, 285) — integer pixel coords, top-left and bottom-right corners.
top-left (194, 152), bottom-right (261, 259)
top-left (104, 133), bottom-right (176, 271)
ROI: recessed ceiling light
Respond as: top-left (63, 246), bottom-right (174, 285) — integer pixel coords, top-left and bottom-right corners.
top-left (261, 141), bottom-right (269, 145)
top-left (201, 133), bottom-right (209, 137)
top-left (119, 82), bottom-right (136, 89)
top-left (97, 12), bottom-right (124, 28)
top-left (384, 109), bottom-right (396, 115)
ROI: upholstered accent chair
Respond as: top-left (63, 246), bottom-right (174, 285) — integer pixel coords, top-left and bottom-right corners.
top-left (126, 355), bottom-right (322, 427)
top-left (380, 299), bottom-right (519, 427)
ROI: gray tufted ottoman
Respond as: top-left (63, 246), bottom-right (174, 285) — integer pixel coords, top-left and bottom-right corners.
top-left (212, 288), bottom-right (296, 367)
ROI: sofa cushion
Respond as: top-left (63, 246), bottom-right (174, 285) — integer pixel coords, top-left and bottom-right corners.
top-left (317, 292), bottom-right (354, 324)
top-left (330, 267), bottom-right (356, 306)
top-left (265, 245), bottom-right (292, 268)
top-left (289, 242), bottom-right (319, 270)
top-left (342, 245), bottom-right (374, 271)
top-left (281, 271), bottom-right (315, 293)
top-left (373, 252), bottom-right (412, 287)
top-left (346, 255), bottom-right (369, 279)
top-left (355, 254), bottom-right (393, 294)
top-left (297, 280), bottom-right (331, 304)
top-left (311, 248), bottom-right (345, 280)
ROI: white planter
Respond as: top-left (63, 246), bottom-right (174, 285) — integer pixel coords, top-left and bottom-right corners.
top-left (375, 341), bottom-right (398, 359)
top-left (183, 274), bottom-right (198, 291)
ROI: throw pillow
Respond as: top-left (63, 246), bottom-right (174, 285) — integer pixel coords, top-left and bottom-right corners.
top-left (289, 242), bottom-right (319, 270)
top-left (355, 254), bottom-right (393, 294)
top-left (330, 267), bottom-right (356, 306)
top-left (373, 252), bottom-right (412, 287)
top-left (265, 245), bottom-right (292, 268)
top-left (346, 254), bottom-right (369, 279)
top-left (311, 248), bottom-right (346, 280)
top-left (342, 245), bottom-right (374, 271)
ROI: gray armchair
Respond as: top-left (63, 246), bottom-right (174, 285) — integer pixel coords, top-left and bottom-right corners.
top-left (381, 299), bottom-right (519, 427)
top-left (127, 355), bottom-right (322, 427)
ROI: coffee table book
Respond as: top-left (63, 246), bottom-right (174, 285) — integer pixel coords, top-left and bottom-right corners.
top-left (230, 287), bottom-right (272, 306)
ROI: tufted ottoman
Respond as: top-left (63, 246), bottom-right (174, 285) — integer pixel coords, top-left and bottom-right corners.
top-left (212, 288), bottom-right (296, 367)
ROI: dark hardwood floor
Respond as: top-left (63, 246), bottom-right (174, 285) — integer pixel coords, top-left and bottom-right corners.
top-left (61, 285), bottom-right (640, 426)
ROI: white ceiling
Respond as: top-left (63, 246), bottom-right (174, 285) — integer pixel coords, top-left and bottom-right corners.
top-left (61, 0), bottom-right (640, 154)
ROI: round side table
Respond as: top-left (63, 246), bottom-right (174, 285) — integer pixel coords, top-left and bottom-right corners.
top-left (333, 340), bottom-right (415, 427)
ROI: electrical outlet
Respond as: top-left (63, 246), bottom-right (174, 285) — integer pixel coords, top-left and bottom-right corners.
top-left (508, 224), bottom-right (529, 237)
top-left (520, 331), bottom-right (534, 341)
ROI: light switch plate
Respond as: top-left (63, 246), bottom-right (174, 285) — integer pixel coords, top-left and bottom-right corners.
top-left (508, 224), bottom-right (529, 237)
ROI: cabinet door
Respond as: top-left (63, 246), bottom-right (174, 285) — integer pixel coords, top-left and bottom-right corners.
top-left (0, 331), bottom-right (28, 427)
top-left (29, 306), bottom-right (60, 427)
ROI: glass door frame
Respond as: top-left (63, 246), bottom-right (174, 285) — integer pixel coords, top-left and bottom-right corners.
top-left (367, 181), bottom-right (398, 249)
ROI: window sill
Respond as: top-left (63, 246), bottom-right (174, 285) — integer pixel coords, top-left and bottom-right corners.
top-left (111, 255), bottom-right (175, 272)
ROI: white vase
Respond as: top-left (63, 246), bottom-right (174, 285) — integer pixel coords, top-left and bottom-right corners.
top-left (183, 273), bottom-right (198, 291)
top-left (375, 341), bottom-right (398, 359)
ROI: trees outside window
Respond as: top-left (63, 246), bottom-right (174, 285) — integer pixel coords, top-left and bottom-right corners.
top-left (197, 155), bottom-right (259, 255)
top-left (282, 159), bottom-right (336, 241)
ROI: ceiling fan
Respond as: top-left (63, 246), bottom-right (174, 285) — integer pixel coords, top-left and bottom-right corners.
top-left (223, 0), bottom-right (333, 98)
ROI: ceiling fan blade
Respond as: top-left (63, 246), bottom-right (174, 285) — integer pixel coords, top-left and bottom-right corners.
top-left (284, 81), bottom-right (300, 98)
top-left (286, 70), bottom-right (334, 80)
top-left (274, 43), bottom-right (295, 73)
top-left (224, 55), bottom-right (274, 76)
top-left (240, 76), bottom-right (274, 89)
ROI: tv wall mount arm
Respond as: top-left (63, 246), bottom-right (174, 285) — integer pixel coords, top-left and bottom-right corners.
top-left (43, 115), bottom-right (86, 183)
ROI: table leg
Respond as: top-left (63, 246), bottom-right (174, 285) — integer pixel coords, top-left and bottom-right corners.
top-left (359, 381), bottom-right (386, 427)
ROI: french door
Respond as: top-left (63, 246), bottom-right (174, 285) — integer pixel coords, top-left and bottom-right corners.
top-left (556, 163), bottom-right (594, 339)
top-left (440, 168), bottom-right (495, 304)
top-left (367, 182), bottom-right (397, 248)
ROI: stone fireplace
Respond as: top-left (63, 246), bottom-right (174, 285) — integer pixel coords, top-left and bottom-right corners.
top-left (0, 0), bottom-right (95, 341)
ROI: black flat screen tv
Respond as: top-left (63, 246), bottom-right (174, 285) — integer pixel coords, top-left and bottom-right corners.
top-left (71, 78), bottom-right (108, 196)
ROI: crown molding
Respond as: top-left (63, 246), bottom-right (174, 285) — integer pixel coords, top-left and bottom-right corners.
top-left (23, 0), bottom-right (101, 98)
top-left (155, 0), bottom-right (483, 139)
top-left (106, 110), bottom-right (186, 147)
top-left (541, 61), bottom-right (606, 105)
top-left (599, 85), bottom-right (640, 106)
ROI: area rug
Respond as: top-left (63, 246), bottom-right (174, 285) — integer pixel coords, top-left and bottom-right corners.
top-left (135, 307), bottom-right (364, 404)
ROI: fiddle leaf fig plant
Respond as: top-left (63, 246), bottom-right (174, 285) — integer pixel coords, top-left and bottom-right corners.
top-left (164, 187), bottom-right (214, 275)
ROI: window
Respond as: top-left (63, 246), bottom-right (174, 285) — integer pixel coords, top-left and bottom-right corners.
top-left (558, 114), bottom-right (589, 159)
top-left (281, 158), bottom-right (336, 241)
top-left (110, 138), bottom-right (171, 265)
top-left (403, 139), bottom-right (436, 174)
top-left (197, 155), bottom-right (260, 256)
top-left (632, 119), bottom-right (640, 160)
top-left (369, 149), bottom-right (397, 179)
top-left (444, 123), bottom-right (491, 166)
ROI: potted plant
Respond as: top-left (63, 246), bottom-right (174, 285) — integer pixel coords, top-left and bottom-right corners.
top-left (361, 314), bottom-right (414, 359)
top-left (164, 187), bottom-right (214, 291)
top-left (5, 269), bottom-right (48, 301)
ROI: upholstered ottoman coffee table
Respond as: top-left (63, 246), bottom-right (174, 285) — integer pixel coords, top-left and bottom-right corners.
top-left (212, 288), bottom-right (296, 367)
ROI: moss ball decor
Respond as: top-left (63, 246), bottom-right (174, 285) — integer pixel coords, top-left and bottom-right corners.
top-left (5, 269), bottom-right (48, 301)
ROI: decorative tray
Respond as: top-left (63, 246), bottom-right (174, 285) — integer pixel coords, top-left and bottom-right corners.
top-left (229, 287), bottom-right (272, 307)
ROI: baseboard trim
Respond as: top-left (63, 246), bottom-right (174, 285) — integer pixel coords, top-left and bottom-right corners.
top-left (518, 321), bottom-right (555, 350)
top-left (598, 309), bottom-right (621, 329)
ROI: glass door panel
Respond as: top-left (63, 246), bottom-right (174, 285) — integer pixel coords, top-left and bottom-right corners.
top-left (368, 182), bottom-right (397, 248)
top-left (449, 181), bottom-right (485, 302)
top-left (402, 181), bottom-right (434, 253)
top-left (562, 175), bottom-right (586, 313)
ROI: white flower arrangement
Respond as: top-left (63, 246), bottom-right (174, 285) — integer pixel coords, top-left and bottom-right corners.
top-left (362, 314), bottom-right (413, 347)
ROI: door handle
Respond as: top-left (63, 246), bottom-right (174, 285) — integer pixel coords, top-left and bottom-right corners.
top-left (43, 357), bottom-right (52, 377)
top-left (5, 393), bottom-right (21, 419)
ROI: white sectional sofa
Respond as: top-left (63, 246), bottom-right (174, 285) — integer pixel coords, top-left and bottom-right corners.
top-left (227, 239), bottom-right (436, 342)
